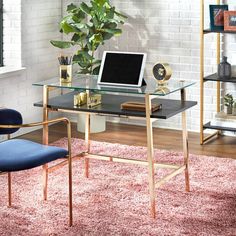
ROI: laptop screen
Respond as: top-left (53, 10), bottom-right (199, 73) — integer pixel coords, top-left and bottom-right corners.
top-left (97, 51), bottom-right (146, 87)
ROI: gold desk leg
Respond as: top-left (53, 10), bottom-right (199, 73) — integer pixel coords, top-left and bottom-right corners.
top-left (145, 94), bottom-right (156, 218)
top-left (7, 134), bottom-right (12, 207)
top-left (43, 85), bottom-right (49, 200)
top-left (200, 0), bottom-right (204, 145)
top-left (7, 172), bottom-right (12, 207)
top-left (181, 89), bottom-right (190, 192)
top-left (67, 122), bottom-right (73, 226)
top-left (85, 113), bottom-right (91, 178)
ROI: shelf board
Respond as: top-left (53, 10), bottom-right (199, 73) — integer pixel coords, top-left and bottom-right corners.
top-left (203, 121), bottom-right (236, 132)
top-left (203, 29), bottom-right (236, 34)
top-left (204, 73), bottom-right (236, 83)
top-left (34, 92), bottom-right (197, 120)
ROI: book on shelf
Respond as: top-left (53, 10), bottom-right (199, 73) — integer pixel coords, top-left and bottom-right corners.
top-left (121, 102), bottom-right (162, 112)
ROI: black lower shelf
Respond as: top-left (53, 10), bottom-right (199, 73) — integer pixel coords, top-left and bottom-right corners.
top-left (34, 92), bottom-right (197, 120)
top-left (203, 122), bottom-right (236, 132)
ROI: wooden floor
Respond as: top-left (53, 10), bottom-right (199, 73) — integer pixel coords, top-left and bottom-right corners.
top-left (21, 122), bottom-right (236, 160)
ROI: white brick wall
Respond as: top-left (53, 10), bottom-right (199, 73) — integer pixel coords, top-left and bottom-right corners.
top-left (98, 0), bottom-right (236, 132)
top-left (98, 0), bottom-right (206, 131)
top-left (0, 0), bottom-right (62, 138)
top-left (1, 0), bottom-right (235, 138)
top-left (3, 0), bottom-right (21, 67)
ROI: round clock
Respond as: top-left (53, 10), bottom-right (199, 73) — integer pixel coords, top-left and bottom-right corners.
top-left (153, 63), bottom-right (172, 84)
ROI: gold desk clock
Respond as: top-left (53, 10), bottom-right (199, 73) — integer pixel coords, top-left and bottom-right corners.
top-left (153, 63), bottom-right (172, 85)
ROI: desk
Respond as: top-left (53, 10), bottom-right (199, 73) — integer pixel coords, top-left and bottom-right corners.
top-left (33, 75), bottom-right (197, 218)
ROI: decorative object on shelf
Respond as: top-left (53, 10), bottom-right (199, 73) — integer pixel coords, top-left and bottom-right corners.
top-left (74, 92), bottom-right (87, 106)
top-left (224, 11), bottom-right (236, 31)
top-left (218, 56), bottom-right (231, 79)
top-left (58, 55), bottom-right (72, 83)
top-left (50, 1), bottom-right (127, 75)
top-left (153, 63), bottom-right (172, 85)
top-left (233, 101), bottom-right (236, 116)
top-left (224, 93), bottom-right (234, 114)
top-left (209, 5), bottom-right (228, 31)
top-left (120, 102), bottom-right (162, 112)
top-left (74, 91), bottom-right (101, 108)
top-left (87, 93), bottom-right (102, 108)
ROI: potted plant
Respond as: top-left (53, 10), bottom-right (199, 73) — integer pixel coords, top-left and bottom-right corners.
top-left (50, 0), bottom-right (127, 74)
top-left (232, 101), bottom-right (236, 116)
top-left (224, 93), bottom-right (234, 114)
top-left (50, 0), bottom-right (127, 132)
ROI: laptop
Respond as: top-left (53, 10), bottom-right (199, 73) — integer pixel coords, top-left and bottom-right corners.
top-left (97, 51), bottom-right (146, 88)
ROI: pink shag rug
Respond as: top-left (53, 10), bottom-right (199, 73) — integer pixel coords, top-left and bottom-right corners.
top-left (0, 138), bottom-right (235, 236)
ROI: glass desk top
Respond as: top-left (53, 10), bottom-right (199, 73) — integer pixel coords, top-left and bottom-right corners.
top-left (33, 74), bottom-right (196, 96)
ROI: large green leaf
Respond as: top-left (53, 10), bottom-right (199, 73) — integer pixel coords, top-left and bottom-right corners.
top-left (50, 40), bottom-right (72, 49)
top-left (92, 59), bottom-right (102, 65)
top-left (80, 2), bottom-right (91, 15)
top-left (74, 57), bottom-right (90, 68)
top-left (67, 3), bottom-right (77, 12)
top-left (92, 65), bottom-right (101, 75)
top-left (105, 7), bottom-right (115, 19)
top-left (96, 0), bottom-right (107, 7)
top-left (103, 22), bottom-right (117, 29)
top-left (103, 28), bottom-right (122, 35)
top-left (90, 33), bottom-right (103, 43)
top-left (102, 32), bottom-right (113, 40)
top-left (72, 9), bottom-right (86, 22)
top-left (51, 0), bottom-right (127, 75)
top-left (71, 32), bottom-right (87, 42)
top-left (78, 68), bottom-right (91, 74)
top-left (60, 21), bottom-right (77, 34)
top-left (71, 23), bottom-right (87, 30)
top-left (78, 50), bottom-right (94, 61)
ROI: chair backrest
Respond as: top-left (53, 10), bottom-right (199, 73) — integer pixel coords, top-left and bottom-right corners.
top-left (0, 109), bottom-right (23, 135)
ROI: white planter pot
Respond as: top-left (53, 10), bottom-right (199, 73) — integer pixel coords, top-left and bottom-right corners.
top-left (232, 107), bottom-right (236, 116)
top-left (77, 113), bottom-right (106, 133)
top-left (225, 106), bottom-right (232, 115)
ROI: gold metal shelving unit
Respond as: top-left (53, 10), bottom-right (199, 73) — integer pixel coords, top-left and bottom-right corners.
top-left (200, 0), bottom-right (236, 144)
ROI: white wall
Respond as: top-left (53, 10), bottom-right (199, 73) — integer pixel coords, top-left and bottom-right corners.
top-left (67, 0), bottom-right (236, 132)
top-left (62, 0), bottom-right (217, 132)
top-left (0, 0), bottom-right (62, 138)
top-left (1, 0), bottom-right (235, 137)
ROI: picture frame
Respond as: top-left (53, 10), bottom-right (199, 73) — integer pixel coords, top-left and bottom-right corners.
top-left (209, 5), bottom-right (228, 30)
top-left (224, 11), bottom-right (236, 31)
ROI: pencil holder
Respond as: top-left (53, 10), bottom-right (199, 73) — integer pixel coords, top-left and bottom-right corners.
top-left (59, 65), bottom-right (72, 83)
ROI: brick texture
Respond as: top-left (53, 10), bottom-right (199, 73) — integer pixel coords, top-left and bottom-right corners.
top-left (1, 0), bottom-right (235, 138)
top-left (0, 0), bottom-right (62, 138)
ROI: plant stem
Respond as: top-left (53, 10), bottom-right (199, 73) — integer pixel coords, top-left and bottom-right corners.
top-left (90, 49), bottom-right (95, 74)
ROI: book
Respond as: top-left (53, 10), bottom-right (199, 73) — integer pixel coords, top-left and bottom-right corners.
top-left (121, 101), bottom-right (162, 112)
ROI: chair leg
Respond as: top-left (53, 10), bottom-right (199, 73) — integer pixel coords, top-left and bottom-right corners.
top-left (68, 156), bottom-right (73, 226)
top-left (7, 172), bottom-right (12, 207)
top-left (43, 164), bottom-right (48, 200)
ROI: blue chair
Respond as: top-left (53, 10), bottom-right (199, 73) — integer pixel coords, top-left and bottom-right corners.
top-left (0, 108), bottom-right (73, 226)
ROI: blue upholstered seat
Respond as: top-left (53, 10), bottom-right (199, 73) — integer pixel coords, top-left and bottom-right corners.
top-left (0, 108), bottom-right (73, 225)
top-left (0, 139), bottom-right (68, 172)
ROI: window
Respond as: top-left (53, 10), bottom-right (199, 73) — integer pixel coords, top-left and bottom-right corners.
top-left (0, 0), bottom-right (3, 67)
